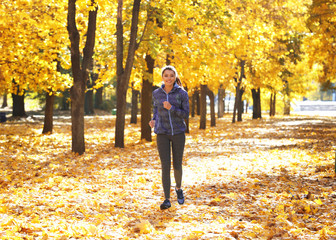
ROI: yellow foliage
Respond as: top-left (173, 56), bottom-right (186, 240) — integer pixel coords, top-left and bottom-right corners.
top-left (134, 220), bottom-right (154, 234)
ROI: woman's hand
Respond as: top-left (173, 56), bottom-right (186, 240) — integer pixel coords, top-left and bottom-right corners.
top-left (149, 120), bottom-right (155, 128)
top-left (163, 101), bottom-right (172, 110)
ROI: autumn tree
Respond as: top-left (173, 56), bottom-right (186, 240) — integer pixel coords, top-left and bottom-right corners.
top-left (67, 0), bottom-right (98, 154)
top-left (115, 0), bottom-right (142, 148)
top-left (1, 0), bottom-right (331, 151)
top-left (130, 83), bottom-right (139, 124)
top-left (306, 0), bottom-right (336, 84)
top-left (0, 0), bottom-right (70, 128)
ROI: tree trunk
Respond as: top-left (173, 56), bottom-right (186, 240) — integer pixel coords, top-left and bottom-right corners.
top-left (191, 90), bottom-right (197, 117)
top-left (272, 92), bottom-right (276, 116)
top-left (252, 88), bottom-right (262, 119)
top-left (232, 80), bottom-right (239, 123)
top-left (233, 83), bottom-right (244, 123)
top-left (283, 80), bottom-right (290, 115)
top-left (140, 54), bottom-right (154, 141)
top-left (207, 87), bottom-right (216, 127)
top-left (191, 90), bottom-right (200, 117)
top-left (42, 92), bottom-right (54, 134)
top-left (67, 0), bottom-right (98, 155)
top-left (130, 87), bottom-right (139, 124)
top-left (85, 68), bottom-right (95, 115)
top-left (115, 0), bottom-right (141, 148)
top-left (237, 87), bottom-right (244, 122)
top-left (200, 84), bottom-right (207, 129)
top-left (233, 60), bottom-right (245, 123)
top-left (269, 93), bottom-right (272, 116)
top-left (85, 88), bottom-right (94, 115)
top-left (218, 86), bottom-right (224, 118)
top-left (270, 92), bottom-right (276, 117)
top-left (1, 92), bottom-right (7, 108)
top-left (223, 89), bottom-right (226, 113)
top-left (140, 79), bottom-right (151, 140)
top-left (196, 90), bottom-right (200, 116)
top-left (12, 92), bottom-right (26, 117)
top-left (95, 87), bottom-right (103, 109)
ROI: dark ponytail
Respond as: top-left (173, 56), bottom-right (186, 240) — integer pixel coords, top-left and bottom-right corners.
top-left (175, 77), bottom-right (182, 87)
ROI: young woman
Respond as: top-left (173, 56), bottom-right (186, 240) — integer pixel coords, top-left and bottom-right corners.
top-left (149, 65), bottom-right (189, 210)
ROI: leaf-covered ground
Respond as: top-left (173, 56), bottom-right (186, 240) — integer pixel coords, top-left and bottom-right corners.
top-left (0, 113), bottom-right (335, 239)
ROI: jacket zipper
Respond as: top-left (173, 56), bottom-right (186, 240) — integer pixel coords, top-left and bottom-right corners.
top-left (167, 93), bottom-right (174, 135)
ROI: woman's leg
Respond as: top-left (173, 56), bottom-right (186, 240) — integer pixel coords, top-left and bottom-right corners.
top-left (171, 133), bottom-right (185, 189)
top-left (156, 134), bottom-right (171, 199)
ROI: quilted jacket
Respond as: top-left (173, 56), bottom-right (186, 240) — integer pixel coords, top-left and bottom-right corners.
top-left (152, 83), bottom-right (189, 135)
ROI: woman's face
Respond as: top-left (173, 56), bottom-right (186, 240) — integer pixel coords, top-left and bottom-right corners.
top-left (162, 69), bottom-right (176, 87)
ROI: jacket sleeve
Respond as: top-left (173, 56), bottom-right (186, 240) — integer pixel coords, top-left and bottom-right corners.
top-left (170, 90), bottom-right (189, 119)
top-left (152, 94), bottom-right (158, 121)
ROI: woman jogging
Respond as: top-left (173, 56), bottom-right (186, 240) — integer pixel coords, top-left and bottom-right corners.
top-left (149, 65), bottom-right (189, 210)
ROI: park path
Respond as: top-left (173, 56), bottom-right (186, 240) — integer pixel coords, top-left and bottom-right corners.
top-left (0, 114), bottom-right (335, 239)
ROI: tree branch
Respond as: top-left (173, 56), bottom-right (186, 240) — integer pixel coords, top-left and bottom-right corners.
top-left (135, 14), bottom-right (149, 50)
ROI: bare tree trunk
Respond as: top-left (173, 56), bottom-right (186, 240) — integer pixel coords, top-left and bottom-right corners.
top-left (207, 87), bottom-right (216, 127)
top-left (232, 81), bottom-right (239, 123)
top-left (67, 0), bottom-right (98, 154)
top-left (140, 54), bottom-right (153, 141)
top-left (271, 92), bottom-right (276, 116)
top-left (1, 92), bottom-right (7, 108)
top-left (218, 86), bottom-right (224, 118)
top-left (85, 59), bottom-right (95, 115)
top-left (270, 92), bottom-right (277, 117)
top-left (95, 87), bottom-right (103, 109)
top-left (115, 0), bottom-right (141, 148)
top-left (269, 92), bottom-right (273, 117)
top-left (12, 85), bottom-right (26, 117)
top-left (233, 60), bottom-right (245, 123)
top-left (252, 88), bottom-right (262, 119)
top-left (232, 81), bottom-right (244, 123)
top-left (283, 80), bottom-right (290, 115)
top-left (199, 84), bottom-right (207, 129)
top-left (191, 90), bottom-right (199, 117)
top-left (196, 90), bottom-right (200, 116)
top-left (42, 92), bottom-right (54, 134)
top-left (12, 93), bottom-right (26, 117)
top-left (237, 87), bottom-right (244, 122)
top-left (130, 87), bottom-right (139, 124)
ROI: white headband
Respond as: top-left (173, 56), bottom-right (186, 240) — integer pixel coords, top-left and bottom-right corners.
top-left (161, 65), bottom-right (178, 78)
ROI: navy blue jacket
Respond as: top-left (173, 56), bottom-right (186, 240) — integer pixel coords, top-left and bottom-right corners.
top-left (152, 83), bottom-right (189, 135)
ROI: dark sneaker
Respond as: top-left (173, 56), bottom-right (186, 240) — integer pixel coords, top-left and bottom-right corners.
top-left (176, 188), bottom-right (185, 205)
top-left (160, 199), bottom-right (171, 210)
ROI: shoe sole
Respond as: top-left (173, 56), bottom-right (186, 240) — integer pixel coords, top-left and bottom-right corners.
top-left (160, 205), bottom-right (171, 210)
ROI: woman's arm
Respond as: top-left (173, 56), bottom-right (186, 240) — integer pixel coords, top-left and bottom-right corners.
top-left (152, 94), bottom-right (158, 121)
top-left (149, 94), bottom-right (158, 128)
top-left (170, 91), bottom-right (189, 119)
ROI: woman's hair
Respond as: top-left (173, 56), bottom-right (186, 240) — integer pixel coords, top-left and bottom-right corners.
top-left (161, 65), bottom-right (183, 87)
top-left (175, 77), bottom-right (182, 87)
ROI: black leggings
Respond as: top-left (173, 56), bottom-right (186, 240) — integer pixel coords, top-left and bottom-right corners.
top-left (156, 133), bottom-right (185, 199)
